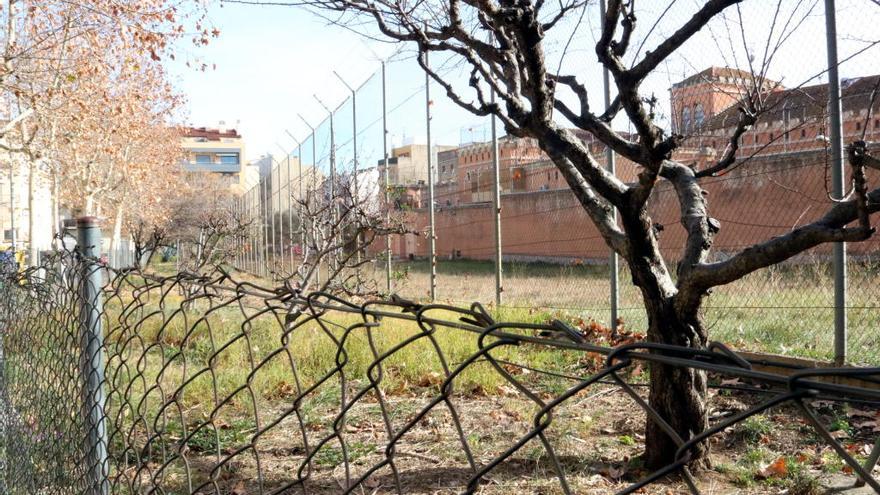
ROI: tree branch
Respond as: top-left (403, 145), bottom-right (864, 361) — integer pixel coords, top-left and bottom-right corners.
top-left (687, 188), bottom-right (878, 290)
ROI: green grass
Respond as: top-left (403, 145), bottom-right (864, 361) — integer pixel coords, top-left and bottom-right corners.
top-left (100, 284), bottom-right (595, 456)
top-left (382, 258), bottom-right (880, 365)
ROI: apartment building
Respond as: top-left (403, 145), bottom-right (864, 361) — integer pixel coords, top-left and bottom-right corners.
top-left (181, 125), bottom-right (258, 193)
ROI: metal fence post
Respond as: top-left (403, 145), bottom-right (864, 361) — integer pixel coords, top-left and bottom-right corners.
top-left (270, 165), bottom-right (278, 278)
top-left (425, 52), bottom-right (437, 302)
top-left (263, 176), bottom-right (271, 278)
top-left (490, 89), bottom-right (503, 308)
top-left (298, 116), bottom-right (318, 288)
top-left (824, 0), bottom-right (847, 365)
top-left (77, 216), bottom-right (108, 495)
top-left (601, 0), bottom-right (620, 334)
top-left (246, 189), bottom-right (252, 273)
top-left (276, 158), bottom-right (285, 275)
top-left (286, 154), bottom-right (292, 275)
top-left (296, 144), bottom-right (302, 257)
top-left (382, 62), bottom-right (392, 294)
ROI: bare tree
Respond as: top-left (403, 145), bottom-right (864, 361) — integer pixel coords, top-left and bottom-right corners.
top-left (167, 173), bottom-right (250, 274)
top-left (276, 169), bottom-right (410, 297)
top-left (275, 0), bottom-right (880, 468)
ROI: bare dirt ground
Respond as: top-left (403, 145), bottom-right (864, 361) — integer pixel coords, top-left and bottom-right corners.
top-left (133, 381), bottom-right (879, 495)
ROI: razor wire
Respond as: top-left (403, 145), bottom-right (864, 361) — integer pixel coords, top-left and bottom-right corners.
top-left (0, 249), bottom-right (878, 494)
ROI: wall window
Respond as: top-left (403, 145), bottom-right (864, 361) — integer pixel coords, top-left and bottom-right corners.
top-left (681, 107), bottom-right (691, 133)
top-left (219, 153), bottom-right (240, 165)
top-left (195, 154), bottom-right (212, 164)
top-left (874, 119), bottom-right (879, 129)
top-left (693, 104), bottom-right (705, 129)
top-left (801, 129), bottom-right (807, 138)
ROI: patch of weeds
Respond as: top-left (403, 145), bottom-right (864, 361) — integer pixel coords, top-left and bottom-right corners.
top-left (537, 377), bottom-right (571, 396)
top-left (734, 414), bottom-right (773, 444)
top-left (314, 442), bottom-right (376, 467)
top-left (314, 446), bottom-right (344, 467)
top-left (829, 415), bottom-right (853, 437)
top-left (466, 433), bottom-right (483, 450)
top-left (719, 446), bottom-right (777, 488)
top-left (819, 449), bottom-right (845, 473)
top-left (784, 462), bottom-right (822, 495)
top-left (742, 446), bottom-right (774, 465)
top-left (618, 435), bottom-right (636, 446)
top-left (165, 418), bottom-right (253, 454)
top-left (715, 462), bottom-right (756, 488)
top-left (524, 444), bottom-right (546, 461)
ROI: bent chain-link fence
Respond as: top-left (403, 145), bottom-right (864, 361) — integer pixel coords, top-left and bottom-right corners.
top-left (0, 249), bottom-right (879, 494)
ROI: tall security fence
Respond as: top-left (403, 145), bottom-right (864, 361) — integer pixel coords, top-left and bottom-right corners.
top-left (231, 0), bottom-right (880, 367)
top-left (1, 229), bottom-right (879, 494)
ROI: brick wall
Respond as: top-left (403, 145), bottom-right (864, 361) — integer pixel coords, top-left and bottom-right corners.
top-left (388, 148), bottom-right (877, 263)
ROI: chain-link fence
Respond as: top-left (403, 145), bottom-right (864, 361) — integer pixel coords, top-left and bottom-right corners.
top-left (230, 0), bottom-right (880, 368)
top-left (2, 230), bottom-right (880, 493)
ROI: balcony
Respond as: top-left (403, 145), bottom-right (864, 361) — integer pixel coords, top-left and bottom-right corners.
top-left (182, 161), bottom-right (241, 173)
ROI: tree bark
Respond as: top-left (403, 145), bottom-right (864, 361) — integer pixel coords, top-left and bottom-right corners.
top-left (621, 212), bottom-right (709, 470)
top-left (27, 159), bottom-right (37, 266)
top-left (643, 299), bottom-right (709, 470)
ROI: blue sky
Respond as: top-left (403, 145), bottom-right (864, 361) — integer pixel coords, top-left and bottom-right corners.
top-left (167, 1), bottom-right (880, 166)
top-left (167, 2), bottom-right (395, 162)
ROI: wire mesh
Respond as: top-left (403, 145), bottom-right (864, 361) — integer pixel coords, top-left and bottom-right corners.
top-left (232, 1), bottom-right (880, 369)
top-left (1, 247), bottom-right (879, 494)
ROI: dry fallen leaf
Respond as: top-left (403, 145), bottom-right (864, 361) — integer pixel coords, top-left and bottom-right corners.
top-left (756, 456), bottom-right (788, 479)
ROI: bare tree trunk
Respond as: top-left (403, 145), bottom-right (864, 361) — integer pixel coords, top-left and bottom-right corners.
top-left (51, 170), bottom-right (59, 247)
top-left (642, 300), bottom-right (709, 470)
top-left (110, 204), bottom-right (124, 267)
top-left (27, 159), bottom-right (36, 266)
top-left (84, 194), bottom-right (95, 216)
top-left (622, 213), bottom-right (709, 470)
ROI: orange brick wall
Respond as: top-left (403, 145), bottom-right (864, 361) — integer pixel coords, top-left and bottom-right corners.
top-left (385, 149), bottom-right (878, 264)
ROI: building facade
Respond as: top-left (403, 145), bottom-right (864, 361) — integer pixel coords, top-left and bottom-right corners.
top-left (181, 125), bottom-right (256, 193)
top-left (0, 158), bottom-right (53, 254)
top-left (385, 67), bottom-right (880, 262)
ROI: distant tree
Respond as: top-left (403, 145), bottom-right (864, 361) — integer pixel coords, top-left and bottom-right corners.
top-left (287, 0), bottom-right (880, 468)
top-left (0, 0), bottom-right (213, 264)
top-left (285, 170), bottom-right (410, 297)
top-left (166, 172), bottom-right (248, 274)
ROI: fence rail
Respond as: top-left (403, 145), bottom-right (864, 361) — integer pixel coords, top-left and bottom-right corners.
top-left (1, 243), bottom-right (878, 494)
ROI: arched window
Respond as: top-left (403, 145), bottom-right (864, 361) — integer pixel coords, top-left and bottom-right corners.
top-left (694, 104), bottom-right (705, 129)
top-left (681, 107), bottom-right (691, 133)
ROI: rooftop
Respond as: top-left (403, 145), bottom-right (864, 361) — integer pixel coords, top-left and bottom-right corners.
top-left (672, 66), bottom-right (776, 89)
top-left (703, 74), bottom-right (880, 131)
top-left (181, 126), bottom-right (242, 140)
